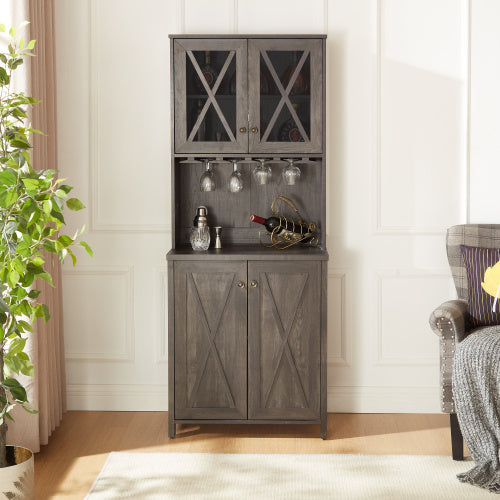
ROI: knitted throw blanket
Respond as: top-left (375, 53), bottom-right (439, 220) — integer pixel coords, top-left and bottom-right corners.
top-left (453, 327), bottom-right (500, 493)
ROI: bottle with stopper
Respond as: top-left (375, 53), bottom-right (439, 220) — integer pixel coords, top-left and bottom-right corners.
top-left (190, 206), bottom-right (211, 251)
top-left (214, 226), bottom-right (222, 249)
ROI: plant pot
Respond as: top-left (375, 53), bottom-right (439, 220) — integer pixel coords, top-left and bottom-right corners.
top-left (0, 446), bottom-right (34, 499)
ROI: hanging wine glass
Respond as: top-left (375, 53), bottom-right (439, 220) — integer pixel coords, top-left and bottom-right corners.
top-left (252, 158), bottom-right (271, 185)
top-left (200, 160), bottom-right (215, 192)
top-left (282, 158), bottom-right (301, 185)
top-left (228, 160), bottom-right (243, 193)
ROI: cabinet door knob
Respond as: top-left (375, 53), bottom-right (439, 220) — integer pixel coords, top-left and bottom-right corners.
top-left (237, 281), bottom-right (246, 288)
top-left (239, 126), bottom-right (247, 133)
top-left (250, 280), bottom-right (258, 288)
top-left (251, 126), bottom-right (258, 134)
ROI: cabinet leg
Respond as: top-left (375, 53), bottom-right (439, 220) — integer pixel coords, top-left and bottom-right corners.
top-left (321, 416), bottom-right (327, 440)
top-left (168, 418), bottom-right (176, 439)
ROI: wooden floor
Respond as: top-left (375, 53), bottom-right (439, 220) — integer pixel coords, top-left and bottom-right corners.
top-left (35, 411), bottom-right (463, 499)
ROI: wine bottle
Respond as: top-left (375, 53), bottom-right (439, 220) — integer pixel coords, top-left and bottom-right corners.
top-left (194, 51), bottom-right (218, 93)
top-left (250, 214), bottom-right (312, 242)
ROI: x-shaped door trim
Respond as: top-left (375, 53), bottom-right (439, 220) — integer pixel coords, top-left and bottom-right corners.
top-left (186, 272), bottom-right (236, 409)
top-left (260, 50), bottom-right (310, 143)
top-left (186, 50), bottom-right (237, 143)
top-left (262, 272), bottom-right (309, 409)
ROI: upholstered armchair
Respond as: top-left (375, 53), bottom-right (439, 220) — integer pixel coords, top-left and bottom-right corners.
top-left (429, 224), bottom-right (500, 460)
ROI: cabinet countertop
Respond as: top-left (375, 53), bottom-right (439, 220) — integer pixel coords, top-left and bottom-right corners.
top-left (166, 244), bottom-right (329, 261)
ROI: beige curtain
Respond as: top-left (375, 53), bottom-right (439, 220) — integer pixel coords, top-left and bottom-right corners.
top-left (6, 0), bottom-right (65, 453)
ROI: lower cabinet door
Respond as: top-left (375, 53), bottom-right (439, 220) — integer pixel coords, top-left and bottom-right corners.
top-left (247, 261), bottom-right (321, 420)
top-left (174, 261), bottom-right (247, 419)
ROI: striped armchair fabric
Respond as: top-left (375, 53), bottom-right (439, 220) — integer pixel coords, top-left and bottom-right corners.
top-left (429, 224), bottom-right (500, 460)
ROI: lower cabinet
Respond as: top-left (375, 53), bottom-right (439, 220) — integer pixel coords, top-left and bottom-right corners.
top-left (169, 259), bottom-right (325, 438)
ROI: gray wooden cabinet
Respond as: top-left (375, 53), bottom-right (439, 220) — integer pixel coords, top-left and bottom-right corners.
top-left (167, 34), bottom-right (328, 439)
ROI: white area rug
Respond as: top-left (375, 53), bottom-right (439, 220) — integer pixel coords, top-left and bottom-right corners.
top-left (85, 452), bottom-right (490, 499)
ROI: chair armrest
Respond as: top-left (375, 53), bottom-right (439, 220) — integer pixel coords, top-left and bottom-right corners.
top-left (429, 299), bottom-right (470, 343)
top-left (429, 299), bottom-right (471, 413)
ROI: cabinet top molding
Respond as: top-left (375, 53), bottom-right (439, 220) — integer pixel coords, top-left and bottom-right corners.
top-left (169, 34), bottom-right (327, 39)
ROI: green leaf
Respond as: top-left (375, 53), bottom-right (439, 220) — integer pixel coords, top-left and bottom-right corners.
top-left (18, 300), bottom-right (31, 317)
top-left (66, 197), bottom-right (85, 211)
top-left (34, 303), bottom-right (50, 322)
top-left (27, 262), bottom-right (44, 275)
top-left (0, 24), bottom-right (6, 32)
top-left (21, 272), bottom-right (34, 287)
top-left (50, 209), bottom-right (65, 225)
top-left (17, 320), bottom-right (33, 333)
top-left (8, 337), bottom-right (26, 355)
top-left (58, 184), bottom-right (73, 194)
top-left (0, 66), bottom-right (9, 85)
top-left (0, 297), bottom-right (11, 314)
top-left (15, 241), bottom-right (30, 258)
top-left (22, 178), bottom-right (39, 190)
top-left (0, 170), bottom-right (17, 185)
top-left (9, 26), bottom-right (15, 37)
top-left (22, 405), bottom-right (38, 414)
top-left (9, 355), bottom-right (33, 377)
top-left (66, 247), bottom-right (77, 266)
top-left (37, 272), bottom-right (53, 287)
top-left (8, 269), bottom-right (20, 287)
top-left (32, 256), bottom-right (45, 267)
top-left (10, 137), bottom-right (30, 149)
top-left (57, 235), bottom-right (73, 247)
top-left (19, 37), bottom-right (24, 49)
top-left (0, 189), bottom-right (18, 208)
top-left (42, 240), bottom-right (57, 253)
top-left (43, 199), bottom-right (52, 214)
top-left (27, 40), bottom-right (36, 50)
top-left (27, 289), bottom-right (40, 299)
top-left (55, 189), bottom-right (67, 198)
top-left (2, 378), bottom-right (27, 403)
top-left (27, 208), bottom-right (40, 228)
top-left (80, 241), bottom-right (93, 258)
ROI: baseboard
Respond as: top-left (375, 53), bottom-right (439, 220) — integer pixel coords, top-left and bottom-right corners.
top-left (67, 384), bottom-right (169, 411)
top-left (67, 384), bottom-right (441, 413)
top-left (327, 386), bottom-right (441, 413)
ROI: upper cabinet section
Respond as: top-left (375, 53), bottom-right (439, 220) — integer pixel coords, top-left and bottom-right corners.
top-left (172, 36), bottom-right (324, 154)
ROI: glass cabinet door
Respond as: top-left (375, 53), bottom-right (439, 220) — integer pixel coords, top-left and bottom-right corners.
top-left (174, 39), bottom-right (248, 153)
top-left (248, 39), bottom-right (323, 154)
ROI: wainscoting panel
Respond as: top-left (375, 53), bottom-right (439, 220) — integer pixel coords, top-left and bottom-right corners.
top-left (376, 272), bottom-right (455, 365)
top-left (89, 0), bottom-right (173, 232)
top-left (469, 0), bottom-right (500, 223)
top-left (378, 0), bottom-right (468, 233)
top-left (327, 272), bottom-right (350, 367)
top-left (63, 267), bottom-right (134, 361)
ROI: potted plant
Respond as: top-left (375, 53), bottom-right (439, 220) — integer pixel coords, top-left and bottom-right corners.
top-left (0, 23), bottom-right (91, 496)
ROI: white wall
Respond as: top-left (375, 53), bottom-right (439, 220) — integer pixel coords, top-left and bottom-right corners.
top-left (53, 0), bottom-right (486, 413)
